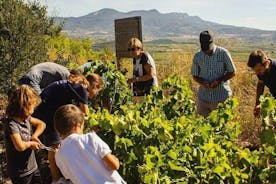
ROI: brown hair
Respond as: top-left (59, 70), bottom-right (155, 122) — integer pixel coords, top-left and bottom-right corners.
top-left (6, 85), bottom-right (41, 119)
top-left (69, 69), bottom-right (82, 76)
top-left (86, 73), bottom-right (104, 97)
top-left (247, 50), bottom-right (269, 68)
top-left (68, 73), bottom-right (89, 89)
top-left (54, 104), bottom-right (84, 136)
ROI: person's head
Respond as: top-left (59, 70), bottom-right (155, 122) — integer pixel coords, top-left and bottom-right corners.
top-left (6, 85), bottom-right (41, 120)
top-left (127, 37), bottom-right (143, 58)
top-left (68, 73), bottom-right (89, 89)
top-left (54, 104), bottom-right (84, 138)
top-left (200, 30), bottom-right (215, 55)
top-left (86, 73), bottom-right (104, 99)
top-left (247, 50), bottom-right (270, 76)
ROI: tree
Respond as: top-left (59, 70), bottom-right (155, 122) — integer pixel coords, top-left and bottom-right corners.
top-left (46, 34), bottom-right (116, 68)
top-left (0, 0), bottom-right (61, 93)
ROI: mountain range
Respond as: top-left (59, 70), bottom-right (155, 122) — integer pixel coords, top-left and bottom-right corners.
top-left (54, 8), bottom-right (276, 42)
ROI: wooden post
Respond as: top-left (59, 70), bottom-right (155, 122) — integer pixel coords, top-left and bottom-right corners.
top-left (114, 16), bottom-right (142, 69)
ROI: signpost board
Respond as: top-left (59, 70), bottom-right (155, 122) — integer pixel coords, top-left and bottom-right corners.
top-left (114, 16), bottom-right (142, 68)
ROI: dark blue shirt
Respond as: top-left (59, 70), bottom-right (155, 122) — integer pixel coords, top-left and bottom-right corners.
top-left (41, 80), bottom-right (88, 109)
top-left (34, 80), bottom-right (88, 131)
top-left (258, 59), bottom-right (276, 98)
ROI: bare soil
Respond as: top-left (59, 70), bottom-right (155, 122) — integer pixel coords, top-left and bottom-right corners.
top-left (0, 96), bottom-right (10, 183)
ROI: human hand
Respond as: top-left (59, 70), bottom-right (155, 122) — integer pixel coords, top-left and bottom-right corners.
top-left (127, 78), bottom-right (136, 84)
top-left (90, 126), bottom-right (100, 133)
top-left (202, 81), bottom-right (210, 89)
top-left (210, 80), bottom-right (221, 88)
top-left (31, 136), bottom-right (42, 144)
top-left (127, 78), bottom-right (133, 84)
top-left (29, 141), bottom-right (41, 150)
top-left (254, 105), bottom-right (261, 118)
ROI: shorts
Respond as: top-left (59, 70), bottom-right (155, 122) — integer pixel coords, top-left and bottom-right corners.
top-left (197, 98), bottom-right (221, 118)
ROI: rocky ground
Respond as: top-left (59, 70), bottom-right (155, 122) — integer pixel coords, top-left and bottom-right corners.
top-left (0, 96), bottom-right (10, 183)
top-left (0, 127), bottom-right (11, 184)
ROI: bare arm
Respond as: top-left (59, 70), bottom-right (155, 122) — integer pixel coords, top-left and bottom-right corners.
top-left (79, 103), bottom-right (89, 116)
top-left (219, 71), bottom-right (235, 82)
top-left (192, 76), bottom-right (210, 89)
top-left (128, 63), bottom-right (154, 84)
top-left (210, 71), bottom-right (236, 88)
top-left (29, 116), bottom-right (46, 140)
top-left (252, 80), bottom-right (265, 117)
top-left (11, 134), bottom-right (40, 152)
top-left (139, 63), bottom-right (154, 81)
top-left (103, 153), bottom-right (120, 170)
top-left (255, 80), bottom-right (265, 106)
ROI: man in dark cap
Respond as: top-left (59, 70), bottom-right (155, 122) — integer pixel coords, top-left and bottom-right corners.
top-left (191, 30), bottom-right (236, 117)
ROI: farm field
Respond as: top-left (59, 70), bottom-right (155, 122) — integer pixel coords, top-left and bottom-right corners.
top-left (91, 39), bottom-right (276, 183)
top-left (1, 39), bottom-right (276, 183)
top-left (1, 0), bottom-right (276, 183)
top-left (122, 39), bottom-right (276, 145)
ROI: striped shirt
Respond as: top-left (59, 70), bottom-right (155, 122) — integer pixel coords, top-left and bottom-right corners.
top-left (191, 45), bottom-right (236, 102)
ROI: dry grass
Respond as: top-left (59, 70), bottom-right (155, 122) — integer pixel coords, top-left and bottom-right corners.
top-left (0, 43), bottom-right (268, 182)
top-left (121, 49), bottom-right (263, 146)
top-left (160, 52), bottom-right (263, 146)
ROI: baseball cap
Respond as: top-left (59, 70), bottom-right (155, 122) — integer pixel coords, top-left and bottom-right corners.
top-left (200, 30), bottom-right (214, 51)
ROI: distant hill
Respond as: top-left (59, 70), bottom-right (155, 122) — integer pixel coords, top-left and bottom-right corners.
top-left (54, 8), bottom-right (276, 42)
top-left (146, 39), bottom-right (178, 44)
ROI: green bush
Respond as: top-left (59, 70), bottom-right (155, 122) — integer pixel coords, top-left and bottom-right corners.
top-left (83, 60), bottom-right (133, 113)
top-left (84, 62), bottom-right (275, 183)
top-left (0, 0), bottom-right (61, 93)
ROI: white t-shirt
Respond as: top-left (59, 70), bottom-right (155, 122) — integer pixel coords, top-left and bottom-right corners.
top-left (55, 132), bottom-right (125, 184)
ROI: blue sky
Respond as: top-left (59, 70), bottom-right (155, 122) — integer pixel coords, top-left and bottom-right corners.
top-left (39, 0), bottom-right (276, 30)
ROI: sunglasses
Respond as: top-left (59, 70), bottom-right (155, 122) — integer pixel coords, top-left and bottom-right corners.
top-left (128, 47), bottom-right (141, 52)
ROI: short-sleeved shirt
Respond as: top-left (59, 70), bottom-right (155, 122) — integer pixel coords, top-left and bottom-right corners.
top-left (4, 117), bottom-right (38, 178)
top-left (191, 45), bottom-right (236, 102)
top-left (55, 132), bottom-right (125, 184)
top-left (257, 59), bottom-right (276, 98)
top-left (19, 62), bottom-right (70, 94)
top-left (132, 52), bottom-right (158, 96)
